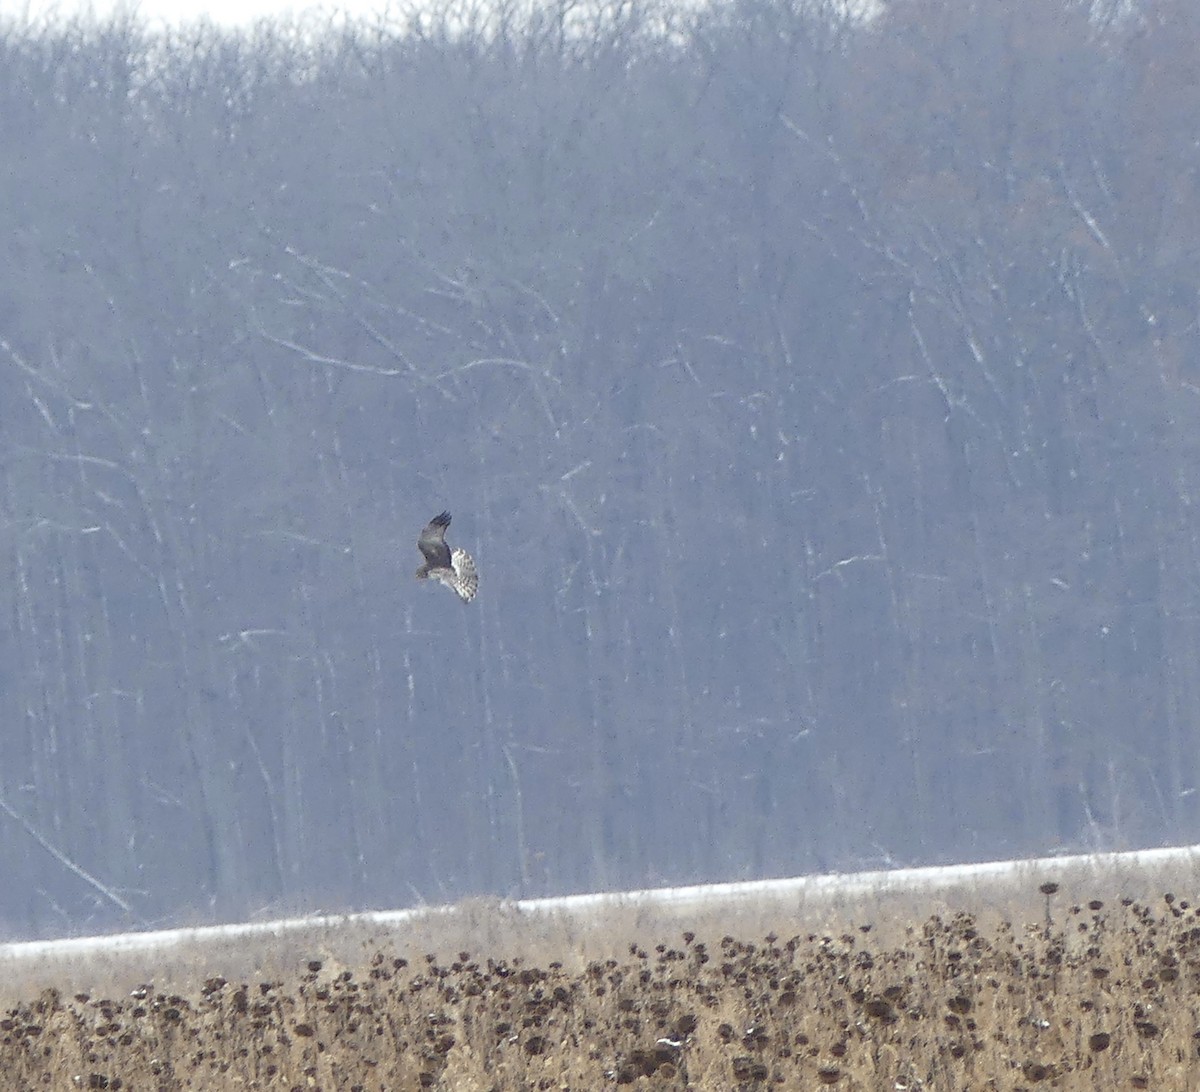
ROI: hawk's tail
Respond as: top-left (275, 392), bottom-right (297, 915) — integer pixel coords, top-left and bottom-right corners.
top-left (450, 548), bottom-right (478, 602)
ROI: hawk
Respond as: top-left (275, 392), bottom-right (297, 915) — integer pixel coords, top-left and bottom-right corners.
top-left (415, 511), bottom-right (478, 602)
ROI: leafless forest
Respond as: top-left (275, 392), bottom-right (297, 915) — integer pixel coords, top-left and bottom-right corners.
top-left (1, 0), bottom-right (1199, 936)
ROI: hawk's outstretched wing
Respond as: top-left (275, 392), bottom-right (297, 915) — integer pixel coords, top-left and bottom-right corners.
top-left (417, 511), bottom-right (453, 569)
top-left (415, 511), bottom-right (478, 602)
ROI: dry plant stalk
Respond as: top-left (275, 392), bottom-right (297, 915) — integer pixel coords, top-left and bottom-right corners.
top-left (2, 893), bottom-right (1197, 1090)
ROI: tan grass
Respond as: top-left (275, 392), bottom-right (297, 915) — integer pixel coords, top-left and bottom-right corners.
top-left (7, 845), bottom-right (1198, 1003)
top-left (3, 885), bottom-right (1200, 1090)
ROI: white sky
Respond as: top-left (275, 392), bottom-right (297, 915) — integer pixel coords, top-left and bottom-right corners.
top-left (16, 0), bottom-right (391, 31)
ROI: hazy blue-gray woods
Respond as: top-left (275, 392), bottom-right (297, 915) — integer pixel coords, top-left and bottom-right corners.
top-left (0, 0), bottom-right (1197, 937)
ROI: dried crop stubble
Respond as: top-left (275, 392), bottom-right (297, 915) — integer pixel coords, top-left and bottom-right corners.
top-left (3, 894), bottom-right (1200, 1089)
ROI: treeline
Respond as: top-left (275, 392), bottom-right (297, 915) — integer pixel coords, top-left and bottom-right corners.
top-left (0, 0), bottom-right (1197, 936)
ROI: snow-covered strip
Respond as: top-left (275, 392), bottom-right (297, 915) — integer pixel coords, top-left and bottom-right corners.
top-left (516, 842), bottom-right (1200, 915)
top-left (3, 843), bottom-right (1197, 963)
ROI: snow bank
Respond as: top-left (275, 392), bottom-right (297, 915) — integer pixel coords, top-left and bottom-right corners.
top-left (3, 843), bottom-right (1196, 965)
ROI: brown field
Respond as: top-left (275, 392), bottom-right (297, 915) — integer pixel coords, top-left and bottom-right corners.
top-left (3, 857), bottom-right (1200, 1090)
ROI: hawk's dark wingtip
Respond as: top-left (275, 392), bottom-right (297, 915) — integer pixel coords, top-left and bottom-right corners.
top-left (431, 510), bottom-right (451, 527)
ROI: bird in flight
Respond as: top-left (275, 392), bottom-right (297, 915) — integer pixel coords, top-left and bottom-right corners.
top-left (415, 511), bottom-right (478, 602)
